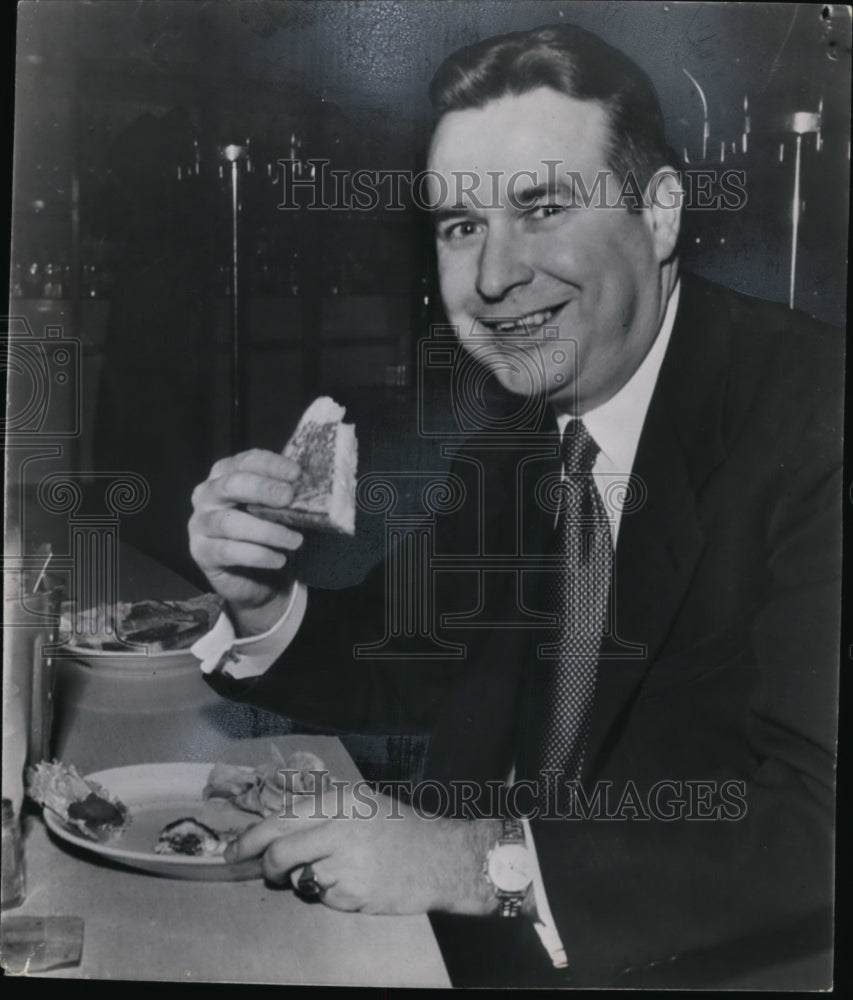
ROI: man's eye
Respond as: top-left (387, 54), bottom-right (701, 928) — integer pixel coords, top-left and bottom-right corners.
top-left (438, 220), bottom-right (481, 241)
top-left (528, 203), bottom-right (568, 221)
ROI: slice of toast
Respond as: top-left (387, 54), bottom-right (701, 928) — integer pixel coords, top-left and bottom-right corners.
top-left (247, 396), bottom-right (358, 535)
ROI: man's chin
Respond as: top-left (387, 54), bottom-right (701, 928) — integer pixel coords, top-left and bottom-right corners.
top-left (480, 364), bottom-right (545, 400)
top-left (487, 356), bottom-right (576, 402)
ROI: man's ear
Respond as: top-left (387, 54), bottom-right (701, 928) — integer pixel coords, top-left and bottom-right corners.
top-left (644, 168), bottom-right (683, 262)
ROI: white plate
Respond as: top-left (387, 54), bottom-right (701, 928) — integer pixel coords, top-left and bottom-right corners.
top-left (43, 762), bottom-right (264, 881)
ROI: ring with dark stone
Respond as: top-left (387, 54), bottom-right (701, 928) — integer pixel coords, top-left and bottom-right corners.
top-left (297, 863), bottom-right (324, 899)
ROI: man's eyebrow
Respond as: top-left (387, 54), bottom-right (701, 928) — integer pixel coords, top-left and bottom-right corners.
top-left (429, 179), bottom-right (577, 220)
top-left (511, 179), bottom-right (575, 207)
top-left (430, 206), bottom-right (473, 223)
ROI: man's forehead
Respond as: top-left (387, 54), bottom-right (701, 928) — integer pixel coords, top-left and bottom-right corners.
top-left (426, 88), bottom-right (611, 206)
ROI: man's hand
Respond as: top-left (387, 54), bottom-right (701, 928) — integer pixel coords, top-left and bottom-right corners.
top-left (225, 785), bottom-right (502, 916)
top-left (189, 449), bottom-right (304, 635)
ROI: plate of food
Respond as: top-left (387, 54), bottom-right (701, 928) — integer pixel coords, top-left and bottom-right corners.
top-left (28, 751), bottom-right (330, 881)
top-left (58, 592), bottom-right (224, 663)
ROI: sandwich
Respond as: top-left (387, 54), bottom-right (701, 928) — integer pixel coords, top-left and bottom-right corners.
top-left (27, 760), bottom-right (129, 842)
top-left (247, 396), bottom-right (358, 535)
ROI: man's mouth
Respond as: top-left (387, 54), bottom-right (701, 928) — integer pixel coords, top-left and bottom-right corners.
top-left (478, 301), bottom-right (569, 335)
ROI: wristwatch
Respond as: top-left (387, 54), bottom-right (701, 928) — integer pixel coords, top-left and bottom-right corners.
top-left (484, 818), bottom-right (533, 917)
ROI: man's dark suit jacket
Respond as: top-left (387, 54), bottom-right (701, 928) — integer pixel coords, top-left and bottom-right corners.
top-left (208, 274), bottom-right (842, 988)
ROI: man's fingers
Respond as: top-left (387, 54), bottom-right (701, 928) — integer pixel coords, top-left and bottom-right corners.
top-left (196, 538), bottom-right (289, 572)
top-left (210, 449), bottom-right (301, 483)
top-left (214, 470), bottom-right (299, 509)
top-left (261, 826), bottom-right (337, 885)
top-left (203, 507), bottom-right (303, 552)
top-left (226, 815), bottom-right (293, 862)
top-left (289, 862), bottom-right (337, 893)
top-left (289, 861), bottom-right (364, 913)
top-left (228, 821), bottom-right (338, 888)
top-left (191, 474), bottom-right (291, 516)
top-left (226, 804), bottom-right (331, 862)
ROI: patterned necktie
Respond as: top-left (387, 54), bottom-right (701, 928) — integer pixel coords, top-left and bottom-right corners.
top-left (527, 419), bottom-right (613, 790)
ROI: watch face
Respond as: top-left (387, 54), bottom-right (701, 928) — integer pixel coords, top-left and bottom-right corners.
top-left (487, 843), bottom-right (532, 893)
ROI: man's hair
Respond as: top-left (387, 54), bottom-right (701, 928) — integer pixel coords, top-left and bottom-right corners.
top-left (428, 23), bottom-right (672, 191)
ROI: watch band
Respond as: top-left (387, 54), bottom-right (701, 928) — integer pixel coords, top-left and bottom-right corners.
top-left (500, 817), bottom-right (525, 843)
top-left (497, 891), bottom-right (525, 917)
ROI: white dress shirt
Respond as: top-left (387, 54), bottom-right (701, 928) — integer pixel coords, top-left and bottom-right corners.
top-left (192, 280), bottom-right (681, 969)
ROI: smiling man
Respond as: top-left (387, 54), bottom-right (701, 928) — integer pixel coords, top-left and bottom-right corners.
top-left (188, 24), bottom-right (841, 989)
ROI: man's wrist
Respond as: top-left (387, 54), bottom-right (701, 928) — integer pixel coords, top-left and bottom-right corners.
top-left (426, 817), bottom-right (503, 915)
top-left (428, 816), bottom-right (536, 918)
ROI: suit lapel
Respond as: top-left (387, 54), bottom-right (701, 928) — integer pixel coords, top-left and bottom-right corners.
top-left (583, 275), bottom-right (732, 777)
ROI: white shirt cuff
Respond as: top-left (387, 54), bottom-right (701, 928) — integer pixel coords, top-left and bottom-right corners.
top-left (521, 816), bottom-right (569, 970)
top-left (191, 582), bottom-right (308, 680)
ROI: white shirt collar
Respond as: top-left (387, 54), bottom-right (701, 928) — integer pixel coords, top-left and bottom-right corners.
top-left (555, 279), bottom-right (680, 476)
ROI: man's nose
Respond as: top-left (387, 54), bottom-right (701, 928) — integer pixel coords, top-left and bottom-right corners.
top-left (475, 230), bottom-right (534, 302)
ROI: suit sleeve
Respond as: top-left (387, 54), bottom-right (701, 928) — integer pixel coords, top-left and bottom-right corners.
top-left (203, 555), bottom-right (467, 735)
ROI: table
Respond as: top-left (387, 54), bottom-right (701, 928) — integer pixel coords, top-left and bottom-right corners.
top-left (5, 735), bottom-right (450, 986)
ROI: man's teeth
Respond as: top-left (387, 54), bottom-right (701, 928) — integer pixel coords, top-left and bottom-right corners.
top-left (490, 306), bottom-right (560, 333)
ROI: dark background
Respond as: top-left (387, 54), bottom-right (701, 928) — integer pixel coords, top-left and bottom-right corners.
top-left (11, 1), bottom-right (849, 314)
top-left (8, 3), bottom-right (849, 582)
